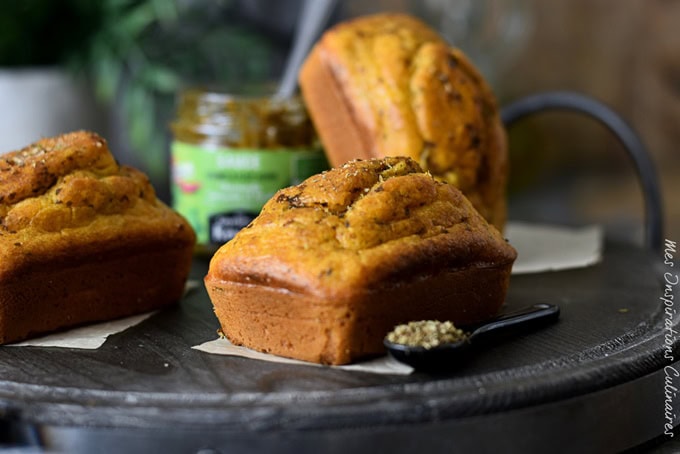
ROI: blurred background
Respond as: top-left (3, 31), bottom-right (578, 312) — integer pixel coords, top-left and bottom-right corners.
top-left (0, 0), bottom-right (677, 246)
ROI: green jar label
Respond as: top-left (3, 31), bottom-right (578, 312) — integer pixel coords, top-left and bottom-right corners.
top-left (171, 141), bottom-right (327, 246)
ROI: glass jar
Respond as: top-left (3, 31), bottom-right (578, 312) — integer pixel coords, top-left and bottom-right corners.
top-left (170, 88), bottom-right (327, 254)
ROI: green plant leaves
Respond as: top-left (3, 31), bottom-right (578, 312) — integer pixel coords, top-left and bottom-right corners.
top-left (4, 0), bottom-right (279, 191)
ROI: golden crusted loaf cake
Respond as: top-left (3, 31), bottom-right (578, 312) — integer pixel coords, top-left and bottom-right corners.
top-left (0, 131), bottom-right (196, 344)
top-left (299, 13), bottom-right (508, 229)
top-left (205, 156), bottom-right (516, 365)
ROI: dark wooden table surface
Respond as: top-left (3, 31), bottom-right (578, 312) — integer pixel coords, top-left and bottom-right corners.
top-left (0, 240), bottom-right (676, 454)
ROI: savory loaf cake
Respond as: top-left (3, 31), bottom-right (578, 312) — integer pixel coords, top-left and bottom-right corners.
top-left (0, 131), bottom-right (196, 344)
top-left (205, 156), bottom-right (516, 365)
top-left (299, 13), bottom-right (508, 229)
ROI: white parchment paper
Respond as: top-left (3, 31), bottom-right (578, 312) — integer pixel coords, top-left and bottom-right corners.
top-left (506, 222), bottom-right (602, 274)
top-left (192, 337), bottom-right (414, 375)
top-left (5, 312), bottom-right (156, 349)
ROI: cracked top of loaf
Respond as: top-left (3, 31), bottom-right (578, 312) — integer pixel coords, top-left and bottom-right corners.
top-left (0, 131), bottom-right (195, 277)
top-left (208, 156), bottom-right (516, 299)
top-left (301, 13), bottom-right (508, 229)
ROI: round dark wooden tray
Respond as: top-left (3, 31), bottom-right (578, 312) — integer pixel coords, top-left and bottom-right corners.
top-left (0, 240), bottom-right (676, 453)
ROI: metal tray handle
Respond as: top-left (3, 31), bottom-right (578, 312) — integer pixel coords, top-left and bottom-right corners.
top-left (501, 91), bottom-right (664, 252)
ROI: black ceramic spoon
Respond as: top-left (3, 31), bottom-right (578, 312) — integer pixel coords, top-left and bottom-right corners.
top-left (384, 303), bottom-right (560, 373)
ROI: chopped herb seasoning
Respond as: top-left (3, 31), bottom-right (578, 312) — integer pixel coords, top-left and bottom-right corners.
top-left (386, 320), bottom-right (467, 349)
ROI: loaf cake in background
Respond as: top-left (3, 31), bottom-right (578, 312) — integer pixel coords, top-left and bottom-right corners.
top-left (0, 131), bottom-right (196, 344)
top-left (205, 156), bottom-right (516, 365)
top-left (299, 13), bottom-right (508, 230)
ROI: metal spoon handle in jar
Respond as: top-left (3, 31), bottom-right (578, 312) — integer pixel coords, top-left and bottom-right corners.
top-left (275, 0), bottom-right (338, 99)
top-left (468, 303), bottom-right (560, 343)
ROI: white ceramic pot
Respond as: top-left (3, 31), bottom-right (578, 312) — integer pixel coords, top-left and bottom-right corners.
top-left (0, 67), bottom-right (107, 153)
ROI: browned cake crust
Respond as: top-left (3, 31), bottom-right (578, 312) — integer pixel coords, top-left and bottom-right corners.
top-left (0, 131), bottom-right (196, 344)
top-left (205, 157), bottom-right (516, 365)
top-left (299, 13), bottom-right (508, 229)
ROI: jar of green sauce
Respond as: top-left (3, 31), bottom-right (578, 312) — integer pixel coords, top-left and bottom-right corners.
top-left (170, 88), bottom-right (327, 254)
